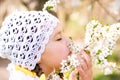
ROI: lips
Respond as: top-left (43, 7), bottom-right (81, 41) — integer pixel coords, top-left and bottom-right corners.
top-left (68, 51), bottom-right (72, 55)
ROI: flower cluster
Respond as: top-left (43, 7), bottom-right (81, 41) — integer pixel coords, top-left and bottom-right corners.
top-left (46, 70), bottom-right (62, 80)
top-left (44, 0), bottom-right (120, 79)
top-left (84, 20), bottom-right (120, 75)
top-left (46, 52), bottom-right (80, 80)
top-left (43, 0), bottom-right (60, 11)
top-left (46, 20), bottom-right (120, 80)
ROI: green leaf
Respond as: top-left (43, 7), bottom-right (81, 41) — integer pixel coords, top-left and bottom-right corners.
top-left (69, 36), bottom-right (73, 40)
top-left (93, 24), bottom-right (98, 28)
top-left (55, 69), bottom-right (61, 75)
top-left (97, 58), bottom-right (102, 64)
top-left (46, 6), bottom-right (54, 10)
top-left (92, 17), bottom-right (97, 20)
top-left (96, 50), bottom-right (102, 55)
top-left (105, 24), bottom-right (110, 26)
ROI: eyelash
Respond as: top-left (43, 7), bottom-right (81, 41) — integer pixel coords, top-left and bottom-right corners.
top-left (56, 38), bottom-right (62, 41)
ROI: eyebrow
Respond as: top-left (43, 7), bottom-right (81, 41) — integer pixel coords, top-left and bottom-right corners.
top-left (54, 31), bottom-right (62, 37)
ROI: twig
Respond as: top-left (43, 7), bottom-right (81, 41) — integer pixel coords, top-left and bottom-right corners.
top-left (96, 0), bottom-right (119, 22)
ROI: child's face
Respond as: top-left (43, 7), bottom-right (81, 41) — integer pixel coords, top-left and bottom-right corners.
top-left (40, 23), bottom-right (71, 75)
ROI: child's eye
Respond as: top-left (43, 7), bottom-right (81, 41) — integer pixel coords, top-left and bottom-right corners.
top-left (56, 38), bottom-right (62, 41)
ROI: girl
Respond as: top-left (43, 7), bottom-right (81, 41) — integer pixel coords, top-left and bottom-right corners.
top-left (0, 11), bottom-right (92, 80)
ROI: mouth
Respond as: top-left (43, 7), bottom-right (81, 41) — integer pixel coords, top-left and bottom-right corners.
top-left (68, 51), bottom-right (72, 56)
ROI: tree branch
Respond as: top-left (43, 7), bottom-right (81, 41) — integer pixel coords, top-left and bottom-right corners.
top-left (96, 0), bottom-right (119, 22)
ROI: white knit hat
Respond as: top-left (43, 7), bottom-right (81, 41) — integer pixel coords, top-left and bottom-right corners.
top-left (0, 11), bottom-right (59, 70)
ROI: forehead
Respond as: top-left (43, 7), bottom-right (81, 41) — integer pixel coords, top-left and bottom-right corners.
top-left (49, 23), bottom-right (63, 39)
top-left (54, 23), bottom-right (63, 32)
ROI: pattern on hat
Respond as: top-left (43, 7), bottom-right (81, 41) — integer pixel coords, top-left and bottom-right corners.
top-left (0, 11), bottom-right (59, 70)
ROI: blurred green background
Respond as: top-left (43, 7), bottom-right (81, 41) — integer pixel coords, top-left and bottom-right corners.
top-left (0, 0), bottom-right (120, 80)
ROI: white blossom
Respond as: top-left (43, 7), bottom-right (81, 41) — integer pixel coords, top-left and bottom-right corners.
top-left (60, 54), bottom-right (80, 73)
top-left (84, 20), bottom-right (120, 74)
top-left (47, 20), bottom-right (120, 79)
top-left (46, 70), bottom-right (62, 80)
top-left (43, 0), bottom-right (60, 11)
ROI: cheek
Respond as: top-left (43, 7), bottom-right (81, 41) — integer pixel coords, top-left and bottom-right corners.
top-left (56, 46), bottom-right (68, 59)
top-left (42, 43), bottom-right (69, 68)
top-left (51, 45), bottom-right (69, 68)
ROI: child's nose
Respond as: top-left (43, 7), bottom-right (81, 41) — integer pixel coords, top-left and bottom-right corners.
top-left (65, 37), bottom-right (71, 47)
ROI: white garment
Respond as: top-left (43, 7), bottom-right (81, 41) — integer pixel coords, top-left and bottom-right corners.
top-left (7, 63), bottom-right (39, 80)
